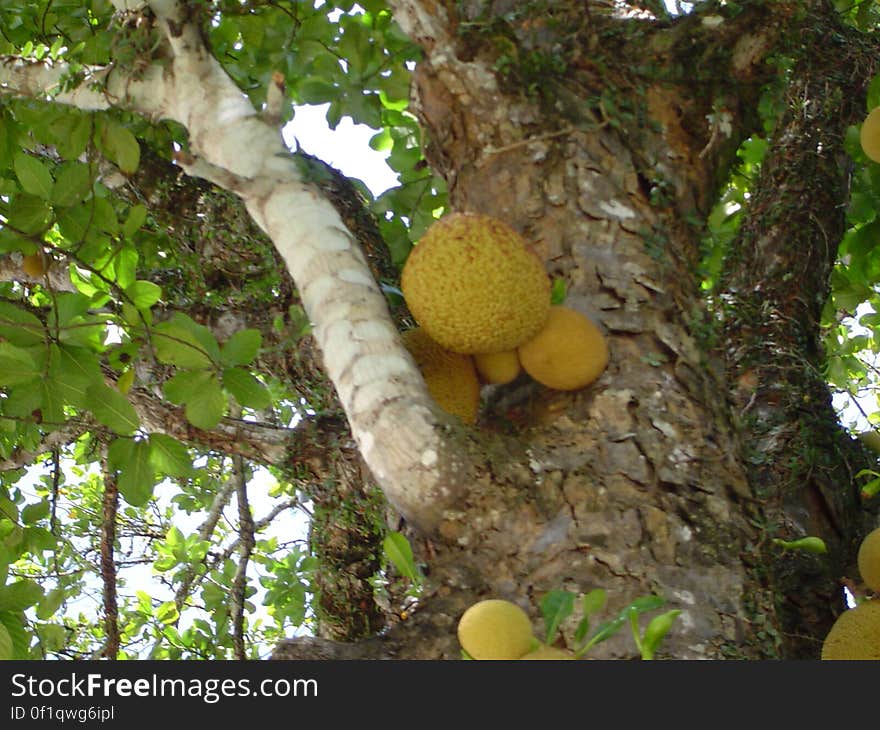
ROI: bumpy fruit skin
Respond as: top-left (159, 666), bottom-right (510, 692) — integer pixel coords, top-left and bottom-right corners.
top-left (821, 600), bottom-right (880, 660)
top-left (401, 328), bottom-right (480, 424)
top-left (22, 253), bottom-right (46, 277)
top-left (519, 646), bottom-right (575, 660)
top-left (861, 107), bottom-right (880, 163)
top-left (517, 305), bottom-right (609, 390)
top-left (401, 213), bottom-right (551, 355)
top-left (474, 349), bottom-right (521, 385)
top-left (858, 527), bottom-right (880, 592)
top-left (457, 599), bottom-right (535, 660)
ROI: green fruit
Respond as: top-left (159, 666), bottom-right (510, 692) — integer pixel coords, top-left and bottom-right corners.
top-left (457, 599), bottom-right (535, 660)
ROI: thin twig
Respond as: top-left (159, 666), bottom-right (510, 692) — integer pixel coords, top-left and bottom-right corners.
top-left (230, 455), bottom-right (255, 660)
top-left (99, 446), bottom-right (120, 660)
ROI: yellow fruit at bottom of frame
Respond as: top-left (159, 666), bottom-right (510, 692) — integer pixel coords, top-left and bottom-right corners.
top-left (820, 600), bottom-right (880, 660)
top-left (457, 599), bottom-right (535, 660)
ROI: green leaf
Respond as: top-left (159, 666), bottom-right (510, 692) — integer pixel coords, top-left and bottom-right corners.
top-left (550, 278), bottom-right (567, 305)
top-left (540, 589), bottom-right (576, 645)
top-left (640, 609), bottom-right (681, 660)
top-left (222, 367), bottom-right (271, 410)
top-left (382, 531), bottom-right (420, 582)
top-left (21, 499), bottom-right (50, 525)
top-left (7, 194), bottom-right (51, 234)
top-left (14, 152), bottom-right (53, 199)
top-left (0, 343), bottom-right (38, 386)
top-left (0, 301), bottom-right (45, 347)
top-left (35, 587), bottom-right (65, 621)
top-left (581, 588), bottom-right (607, 617)
top-left (184, 374), bottom-right (227, 430)
top-left (0, 611), bottom-right (29, 659)
top-left (36, 623), bottom-right (67, 652)
top-left (123, 204), bottom-right (148, 238)
top-left (148, 434), bottom-right (194, 478)
top-left (574, 589), bottom-right (607, 644)
top-left (155, 601), bottom-right (179, 625)
top-left (51, 161), bottom-right (92, 206)
top-left (220, 329), bottom-right (262, 367)
top-left (0, 622), bottom-right (11, 660)
top-left (581, 595), bottom-right (666, 654)
top-left (153, 314), bottom-right (219, 368)
top-left (109, 438), bottom-right (156, 506)
top-left (163, 369), bottom-right (209, 405)
top-left (0, 579), bottom-right (43, 612)
top-left (125, 280), bottom-right (162, 309)
top-left (48, 345), bottom-right (103, 408)
top-left (86, 383), bottom-right (140, 435)
top-left (99, 120), bottom-right (140, 174)
top-left (56, 202), bottom-right (93, 242)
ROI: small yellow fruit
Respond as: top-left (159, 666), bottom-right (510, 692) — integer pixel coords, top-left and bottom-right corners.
top-left (821, 600), bottom-right (880, 660)
top-left (517, 305), bottom-right (609, 391)
top-left (858, 527), bottom-right (880, 592)
top-left (861, 107), bottom-right (880, 163)
top-left (22, 253), bottom-right (46, 277)
top-left (474, 350), bottom-right (521, 385)
top-left (457, 599), bottom-right (535, 660)
top-left (401, 212), bottom-right (551, 354)
top-left (401, 327), bottom-right (481, 424)
top-left (519, 645), bottom-right (575, 660)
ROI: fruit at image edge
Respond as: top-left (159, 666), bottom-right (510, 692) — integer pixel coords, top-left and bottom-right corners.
top-left (457, 599), bottom-right (536, 660)
top-left (401, 212), bottom-right (551, 355)
top-left (858, 526), bottom-right (880, 592)
top-left (861, 107), bottom-right (880, 163)
top-left (820, 600), bottom-right (880, 659)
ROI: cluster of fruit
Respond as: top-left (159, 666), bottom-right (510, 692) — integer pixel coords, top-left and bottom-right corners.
top-left (399, 212), bottom-right (609, 423)
top-left (821, 527), bottom-right (880, 659)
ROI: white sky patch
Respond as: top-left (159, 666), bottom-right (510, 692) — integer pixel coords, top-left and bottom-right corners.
top-left (283, 103), bottom-right (399, 197)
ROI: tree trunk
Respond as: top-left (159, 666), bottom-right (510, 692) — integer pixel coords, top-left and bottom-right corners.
top-left (276, 0), bottom-right (878, 660)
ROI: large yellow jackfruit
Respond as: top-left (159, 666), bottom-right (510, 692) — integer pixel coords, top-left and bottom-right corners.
top-left (858, 527), bottom-right (880, 592)
top-left (821, 600), bottom-right (880, 660)
top-left (401, 327), bottom-right (480, 424)
top-left (517, 305), bottom-right (609, 391)
top-left (401, 213), bottom-right (551, 355)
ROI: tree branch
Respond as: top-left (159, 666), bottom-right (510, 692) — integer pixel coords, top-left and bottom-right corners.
top-left (99, 446), bottom-right (121, 660)
top-left (230, 455), bottom-right (255, 660)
